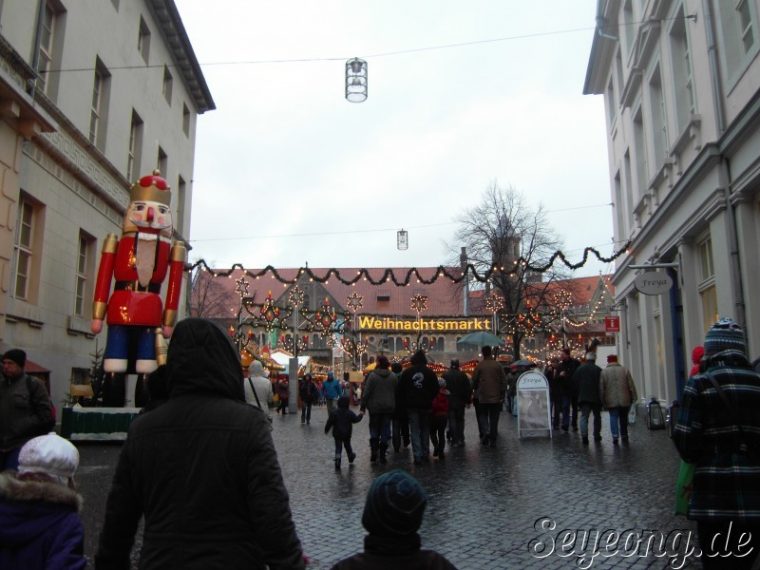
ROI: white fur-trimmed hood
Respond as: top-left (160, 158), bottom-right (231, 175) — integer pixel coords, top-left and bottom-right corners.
top-left (0, 471), bottom-right (82, 511)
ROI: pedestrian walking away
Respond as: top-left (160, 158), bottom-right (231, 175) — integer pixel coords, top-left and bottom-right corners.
top-left (430, 379), bottom-right (449, 459)
top-left (326, 396), bottom-right (364, 469)
top-left (360, 355), bottom-right (397, 464)
top-left (245, 360), bottom-right (274, 416)
top-left (443, 360), bottom-right (471, 447)
top-left (299, 373), bottom-right (320, 425)
top-left (471, 346), bottom-right (508, 448)
top-left (0, 349), bottom-right (55, 471)
top-left (397, 350), bottom-right (440, 465)
top-left (673, 318), bottom-right (760, 569)
top-left (390, 362), bottom-right (410, 453)
top-left (557, 348), bottom-right (581, 432)
top-left (95, 317), bottom-right (304, 569)
top-left (574, 352), bottom-right (603, 444)
top-left (600, 354), bottom-right (638, 445)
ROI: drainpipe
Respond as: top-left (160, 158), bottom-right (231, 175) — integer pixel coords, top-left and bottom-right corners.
top-left (702, 0), bottom-right (747, 330)
top-left (460, 247), bottom-right (468, 316)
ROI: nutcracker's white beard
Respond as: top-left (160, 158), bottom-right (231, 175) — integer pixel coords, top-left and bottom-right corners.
top-left (135, 235), bottom-right (157, 287)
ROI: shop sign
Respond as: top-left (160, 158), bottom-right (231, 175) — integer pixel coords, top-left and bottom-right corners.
top-left (358, 315), bottom-right (491, 332)
top-left (604, 315), bottom-right (620, 333)
top-left (634, 271), bottom-right (673, 295)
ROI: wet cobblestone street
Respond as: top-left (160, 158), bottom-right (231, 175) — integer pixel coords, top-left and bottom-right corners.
top-left (77, 405), bottom-right (697, 569)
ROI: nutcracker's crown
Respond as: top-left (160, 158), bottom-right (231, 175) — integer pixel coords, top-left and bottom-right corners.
top-left (131, 170), bottom-right (171, 206)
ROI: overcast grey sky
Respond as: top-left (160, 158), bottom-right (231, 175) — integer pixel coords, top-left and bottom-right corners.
top-left (175, 0), bottom-right (616, 277)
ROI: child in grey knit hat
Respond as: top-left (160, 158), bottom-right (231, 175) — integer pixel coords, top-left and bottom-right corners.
top-left (330, 469), bottom-right (458, 569)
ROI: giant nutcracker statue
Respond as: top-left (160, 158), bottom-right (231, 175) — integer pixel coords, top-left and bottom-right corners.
top-left (91, 171), bottom-right (186, 406)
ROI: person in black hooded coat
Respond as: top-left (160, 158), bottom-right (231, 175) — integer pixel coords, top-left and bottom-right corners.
top-left (95, 318), bottom-right (304, 570)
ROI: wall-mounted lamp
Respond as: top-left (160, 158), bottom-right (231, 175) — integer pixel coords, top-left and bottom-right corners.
top-left (345, 58), bottom-right (368, 103)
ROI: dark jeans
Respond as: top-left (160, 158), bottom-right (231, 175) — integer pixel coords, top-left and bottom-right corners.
top-left (0, 447), bottom-right (21, 471)
top-left (368, 412), bottom-right (392, 448)
top-left (558, 394), bottom-right (574, 430)
top-left (301, 401), bottom-right (312, 423)
top-left (447, 406), bottom-right (465, 444)
top-left (608, 406), bottom-right (630, 439)
top-left (570, 395), bottom-right (578, 428)
top-left (277, 398), bottom-right (289, 414)
top-left (407, 409), bottom-right (432, 461)
top-left (392, 411), bottom-right (410, 451)
top-left (477, 402), bottom-right (502, 444)
top-left (430, 415), bottom-right (448, 454)
top-left (579, 403), bottom-right (602, 439)
top-left (333, 437), bottom-right (354, 459)
top-left (473, 400), bottom-right (486, 438)
top-left (697, 520), bottom-right (760, 569)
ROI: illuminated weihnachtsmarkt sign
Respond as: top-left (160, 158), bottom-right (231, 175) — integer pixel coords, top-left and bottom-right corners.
top-left (358, 315), bottom-right (491, 332)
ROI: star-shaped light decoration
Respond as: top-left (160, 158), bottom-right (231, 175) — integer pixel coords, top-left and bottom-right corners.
top-left (346, 292), bottom-right (364, 313)
top-left (410, 294), bottom-right (429, 315)
top-left (485, 293), bottom-right (504, 314)
top-left (234, 277), bottom-right (250, 298)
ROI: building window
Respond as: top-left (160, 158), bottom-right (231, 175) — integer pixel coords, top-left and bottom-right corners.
top-left (162, 65), bottom-right (173, 105)
top-left (621, 0), bottom-right (635, 58)
top-left (157, 146), bottom-right (168, 176)
top-left (176, 175), bottom-right (186, 235)
top-left (182, 103), bottom-right (191, 136)
top-left (13, 195), bottom-right (43, 302)
top-left (623, 150), bottom-right (634, 224)
top-left (697, 237), bottom-right (717, 333)
top-left (647, 65), bottom-right (668, 170)
top-left (606, 77), bottom-right (616, 125)
top-left (37, 1), bottom-right (62, 97)
top-left (71, 367), bottom-right (90, 384)
top-left (138, 16), bottom-right (151, 64)
top-left (613, 172), bottom-right (625, 240)
top-left (127, 110), bottom-right (143, 182)
top-left (74, 230), bottom-right (95, 317)
top-left (717, 0), bottom-right (759, 82)
top-left (633, 106), bottom-right (649, 193)
top-left (738, 0), bottom-right (755, 52)
top-left (89, 58), bottom-right (111, 150)
top-left (670, 5), bottom-right (695, 133)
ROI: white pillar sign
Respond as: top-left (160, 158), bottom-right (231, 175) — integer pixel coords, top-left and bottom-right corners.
top-left (517, 371), bottom-right (552, 438)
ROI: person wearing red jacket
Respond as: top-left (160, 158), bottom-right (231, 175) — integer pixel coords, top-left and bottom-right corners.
top-left (91, 172), bottom-right (186, 380)
top-left (429, 379), bottom-right (449, 459)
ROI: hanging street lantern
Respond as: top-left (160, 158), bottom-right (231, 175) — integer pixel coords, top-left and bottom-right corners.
top-left (345, 57), bottom-right (368, 103)
top-left (397, 229), bottom-right (408, 250)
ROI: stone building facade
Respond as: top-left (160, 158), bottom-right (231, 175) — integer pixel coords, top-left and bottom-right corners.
top-left (0, 0), bottom-right (213, 408)
top-left (585, 0), bottom-right (760, 402)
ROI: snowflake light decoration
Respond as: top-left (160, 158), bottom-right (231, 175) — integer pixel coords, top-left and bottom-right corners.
top-left (288, 286), bottom-right (305, 308)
